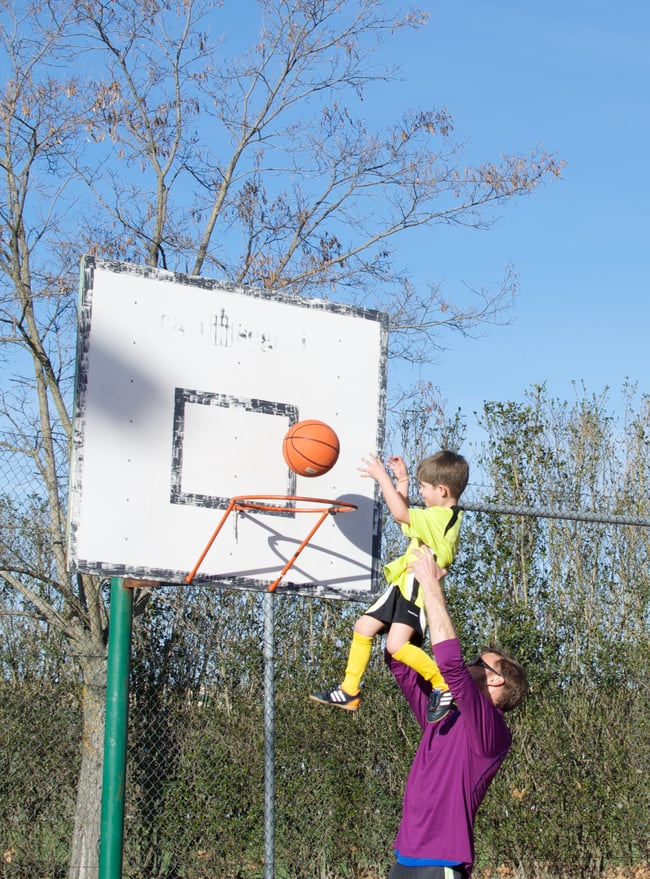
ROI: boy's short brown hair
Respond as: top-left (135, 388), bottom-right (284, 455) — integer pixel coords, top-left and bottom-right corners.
top-left (416, 450), bottom-right (469, 501)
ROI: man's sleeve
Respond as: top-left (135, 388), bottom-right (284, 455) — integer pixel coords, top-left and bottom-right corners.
top-left (385, 650), bottom-right (428, 729)
top-left (435, 640), bottom-right (512, 757)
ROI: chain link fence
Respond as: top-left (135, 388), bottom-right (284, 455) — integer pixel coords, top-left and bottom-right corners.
top-left (2, 429), bottom-right (650, 878)
top-left (4, 619), bottom-right (650, 879)
top-left (1, 679), bottom-right (79, 877)
top-left (0, 421), bottom-right (404, 877)
top-left (1, 596), bottom-right (409, 879)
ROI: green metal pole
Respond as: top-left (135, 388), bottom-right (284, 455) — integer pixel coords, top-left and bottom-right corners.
top-left (99, 578), bottom-right (134, 879)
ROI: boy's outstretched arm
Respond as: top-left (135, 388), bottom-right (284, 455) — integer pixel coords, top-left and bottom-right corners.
top-left (359, 453), bottom-right (410, 525)
top-left (386, 454), bottom-right (410, 500)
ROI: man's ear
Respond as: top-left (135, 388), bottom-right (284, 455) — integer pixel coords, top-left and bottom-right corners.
top-left (438, 484), bottom-right (449, 499)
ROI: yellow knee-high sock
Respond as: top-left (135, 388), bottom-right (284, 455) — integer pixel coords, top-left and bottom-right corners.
top-left (340, 632), bottom-right (373, 695)
top-left (392, 642), bottom-right (447, 690)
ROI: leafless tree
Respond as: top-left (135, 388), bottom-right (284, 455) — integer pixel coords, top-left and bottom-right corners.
top-left (0, 0), bottom-right (563, 875)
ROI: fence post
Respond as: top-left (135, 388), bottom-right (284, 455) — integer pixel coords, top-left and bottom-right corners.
top-left (264, 591), bottom-right (275, 879)
top-left (99, 578), bottom-right (134, 879)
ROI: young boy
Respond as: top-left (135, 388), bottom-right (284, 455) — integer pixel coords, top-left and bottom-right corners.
top-left (309, 449), bottom-right (469, 722)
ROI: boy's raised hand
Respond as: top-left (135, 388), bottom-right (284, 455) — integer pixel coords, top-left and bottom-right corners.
top-left (386, 455), bottom-right (408, 482)
top-left (360, 453), bottom-right (411, 525)
top-left (358, 453), bottom-right (388, 481)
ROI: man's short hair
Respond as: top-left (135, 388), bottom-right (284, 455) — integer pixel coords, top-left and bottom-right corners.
top-left (490, 650), bottom-right (529, 712)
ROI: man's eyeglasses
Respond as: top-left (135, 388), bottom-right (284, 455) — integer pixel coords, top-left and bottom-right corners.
top-left (469, 656), bottom-right (502, 677)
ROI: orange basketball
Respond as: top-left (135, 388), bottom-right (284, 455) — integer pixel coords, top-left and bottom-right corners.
top-left (282, 420), bottom-right (340, 477)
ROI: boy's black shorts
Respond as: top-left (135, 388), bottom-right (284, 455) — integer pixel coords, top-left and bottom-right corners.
top-left (364, 581), bottom-right (426, 645)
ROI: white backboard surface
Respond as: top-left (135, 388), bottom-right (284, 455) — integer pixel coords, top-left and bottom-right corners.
top-left (67, 257), bottom-right (388, 600)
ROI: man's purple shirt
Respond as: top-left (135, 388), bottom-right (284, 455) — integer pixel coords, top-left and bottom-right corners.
top-left (387, 638), bottom-right (512, 874)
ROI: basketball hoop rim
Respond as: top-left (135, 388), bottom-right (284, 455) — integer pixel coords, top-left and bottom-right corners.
top-left (185, 494), bottom-right (358, 588)
top-left (228, 494), bottom-right (357, 515)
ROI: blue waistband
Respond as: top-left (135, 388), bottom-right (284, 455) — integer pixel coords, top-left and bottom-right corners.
top-left (396, 851), bottom-right (462, 867)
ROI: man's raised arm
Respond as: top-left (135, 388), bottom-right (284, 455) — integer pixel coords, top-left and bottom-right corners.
top-left (409, 546), bottom-right (456, 647)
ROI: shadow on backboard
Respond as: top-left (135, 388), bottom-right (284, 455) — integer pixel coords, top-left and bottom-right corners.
top-left (328, 493), bottom-right (378, 549)
top-left (77, 334), bottom-right (167, 422)
top-left (216, 492), bottom-right (380, 594)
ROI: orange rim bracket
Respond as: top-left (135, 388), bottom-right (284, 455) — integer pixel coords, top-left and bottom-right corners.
top-left (185, 495), bottom-right (357, 592)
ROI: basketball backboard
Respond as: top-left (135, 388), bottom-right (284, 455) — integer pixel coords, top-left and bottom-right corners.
top-left (67, 257), bottom-right (388, 600)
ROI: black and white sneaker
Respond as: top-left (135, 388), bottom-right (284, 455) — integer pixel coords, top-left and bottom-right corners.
top-left (309, 685), bottom-right (361, 712)
top-left (427, 688), bottom-right (455, 723)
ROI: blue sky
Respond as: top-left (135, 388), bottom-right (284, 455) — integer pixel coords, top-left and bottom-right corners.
top-left (369, 0), bottom-right (649, 437)
top-left (6, 0), bottom-right (647, 447)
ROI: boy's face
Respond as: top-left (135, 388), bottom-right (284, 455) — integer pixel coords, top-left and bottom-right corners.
top-left (418, 481), bottom-right (447, 508)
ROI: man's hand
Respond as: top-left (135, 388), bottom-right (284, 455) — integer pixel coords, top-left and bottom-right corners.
top-left (409, 545), bottom-right (447, 585)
